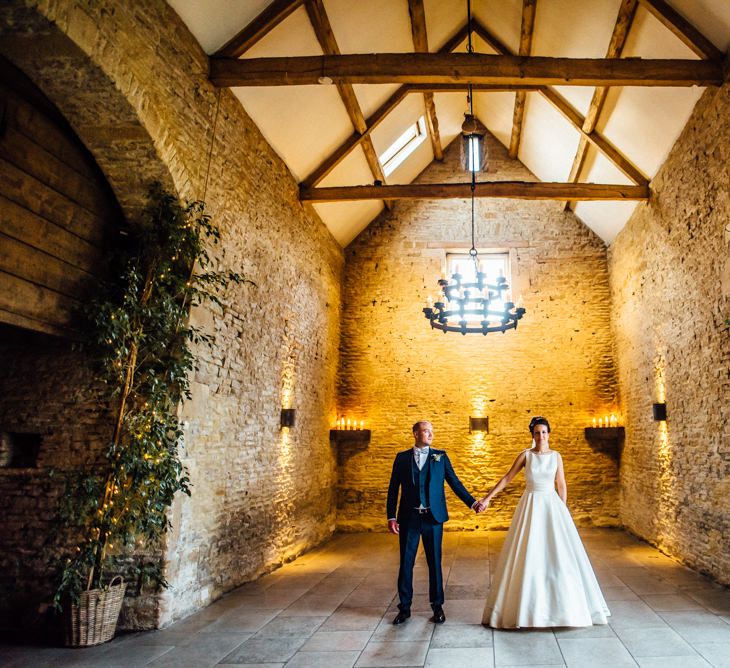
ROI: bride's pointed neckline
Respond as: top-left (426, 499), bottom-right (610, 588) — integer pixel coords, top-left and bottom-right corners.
top-left (530, 448), bottom-right (554, 455)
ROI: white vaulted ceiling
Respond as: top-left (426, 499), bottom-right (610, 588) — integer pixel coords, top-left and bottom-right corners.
top-left (168, 0), bottom-right (730, 246)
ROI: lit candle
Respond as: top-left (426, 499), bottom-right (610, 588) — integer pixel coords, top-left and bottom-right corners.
top-left (598, 417), bottom-right (603, 428)
top-left (516, 295), bottom-right (525, 309)
top-left (359, 420), bottom-right (364, 430)
top-left (605, 415), bottom-right (610, 428)
top-left (592, 418), bottom-right (597, 428)
top-left (610, 414), bottom-right (617, 427)
top-left (346, 418), bottom-right (351, 430)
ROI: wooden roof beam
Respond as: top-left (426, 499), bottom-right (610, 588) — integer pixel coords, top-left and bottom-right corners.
top-left (209, 53), bottom-right (722, 87)
top-left (509, 0), bottom-right (537, 159)
top-left (473, 19), bottom-right (647, 186)
top-left (539, 87), bottom-right (648, 185)
top-left (304, 0), bottom-right (392, 208)
top-left (300, 181), bottom-right (649, 202)
top-left (300, 24), bottom-right (471, 188)
top-left (566, 0), bottom-right (639, 210)
top-left (638, 0), bottom-right (724, 61)
top-left (215, 0), bottom-right (305, 58)
top-left (408, 0), bottom-right (443, 161)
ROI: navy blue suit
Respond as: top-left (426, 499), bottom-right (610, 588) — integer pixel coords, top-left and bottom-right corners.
top-left (387, 448), bottom-right (475, 610)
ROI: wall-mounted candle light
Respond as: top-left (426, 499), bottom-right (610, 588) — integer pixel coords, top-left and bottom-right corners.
top-left (280, 408), bottom-right (296, 428)
top-left (652, 403), bottom-right (667, 422)
top-left (469, 417), bottom-right (489, 433)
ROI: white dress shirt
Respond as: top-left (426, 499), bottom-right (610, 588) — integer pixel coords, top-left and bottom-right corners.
top-left (414, 445), bottom-right (430, 470)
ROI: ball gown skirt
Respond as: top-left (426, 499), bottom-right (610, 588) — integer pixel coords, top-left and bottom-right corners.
top-left (482, 450), bottom-right (610, 628)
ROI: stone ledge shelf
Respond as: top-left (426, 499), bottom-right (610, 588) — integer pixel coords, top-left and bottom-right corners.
top-left (584, 427), bottom-right (625, 463)
top-left (329, 429), bottom-right (371, 444)
top-left (330, 429), bottom-right (371, 465)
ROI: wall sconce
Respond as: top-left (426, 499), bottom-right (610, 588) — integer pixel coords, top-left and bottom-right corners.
top-left (469, 417), bottom-right (489, 433)
top-left (280, 408), bottom-right (296, 428)
top-left (652, 403), bottom-right (667, 421)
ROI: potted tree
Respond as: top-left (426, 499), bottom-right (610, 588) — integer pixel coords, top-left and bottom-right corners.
top-left (51, 183), bottom-right (242, 646)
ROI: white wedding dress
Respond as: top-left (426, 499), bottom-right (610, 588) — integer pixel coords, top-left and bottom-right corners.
top-left (482, 449), bottom-right (610, 628)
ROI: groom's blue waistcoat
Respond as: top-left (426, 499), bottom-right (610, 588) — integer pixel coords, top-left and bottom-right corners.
top-left (387, 448), bottom-right (475, 524)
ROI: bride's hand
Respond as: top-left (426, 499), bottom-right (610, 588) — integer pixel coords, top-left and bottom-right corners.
top-left (476, 497), bottom-right (490, 512)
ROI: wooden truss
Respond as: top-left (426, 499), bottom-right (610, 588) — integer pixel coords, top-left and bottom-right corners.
top-left (212, 0), bottom-right (725, 205)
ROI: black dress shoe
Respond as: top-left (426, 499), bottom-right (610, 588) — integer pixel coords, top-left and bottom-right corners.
top-left (393, 610), bottom-right (411, 625)
top-left (431, 605), bottom-right (446, 624)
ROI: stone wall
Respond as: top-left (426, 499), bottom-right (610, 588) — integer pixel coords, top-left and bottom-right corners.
top-left (0, 0), bottom-right (343, 629)
top-left (609, 83), bottom-right (730, 585)
top-left (337, 137), bottom-right (620, 532)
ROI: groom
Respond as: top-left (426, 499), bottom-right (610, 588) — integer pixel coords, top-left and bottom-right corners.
top-left (387, 420), bottom-right (479, 625)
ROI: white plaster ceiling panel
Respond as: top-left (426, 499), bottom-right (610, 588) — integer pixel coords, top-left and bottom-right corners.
top-left (530, 0), bottom-right (620, 115)
top-left (313, 200), bottom-right (384, 247)
top-left (550, 86), bottom-right (596, 120)
top-left (581, 145), bottom-right (633, 187)
top-left (473, 0), bottom-right (523, 54)
top-left (531, 0), bottom-right (621, 57)
top-left (232, 7), bottom-right (354, 183)
top-left (573, 200), bottom-right (639, 244)
top-left (241, 6), bottom-right (322, 58)
top-left (323, 0), bottom-right (413, 54)
top-left (622, 4), bottom-right (700, 59)
top-left (318, 145), bottom-right (374, 188)
top-left (474, 91), bottom-right (517, 151)
top-left (167, 0), bottom-right (270, 53)
top-left (666, 0), bottom-right (730, 52)
top-left (232, 84), bottom-right (354, 183)
top-left (352, 83), bottom-right (402, 120)
top-left (518, 93), bottom-right (581, 184)
top-left (598, 85), bottom-right (704, 179)
top-left (574, 150), bottom-right (636, 242)
top-left (433, 92), bottom-right (474, 152)
top-left (424, 0), bottom-right (470, 51)
top-left (596, 6), bottom-right (705, 180)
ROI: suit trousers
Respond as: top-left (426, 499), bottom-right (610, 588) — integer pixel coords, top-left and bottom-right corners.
top-left (397, 510), bottom-right (444, 610)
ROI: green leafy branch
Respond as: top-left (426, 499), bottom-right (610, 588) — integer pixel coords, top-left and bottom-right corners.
top-left (53, 183), bottom-right (248, 608)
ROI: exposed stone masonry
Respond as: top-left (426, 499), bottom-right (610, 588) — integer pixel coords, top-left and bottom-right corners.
top-left (337, 136), bottom-right (620, 532)
top-left (0, 0), bottom-right (343, 629)
top-left (609, 83), bottom-right (730, 585)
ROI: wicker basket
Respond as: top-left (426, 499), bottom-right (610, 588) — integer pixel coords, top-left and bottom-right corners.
top-left (65, 576), bottom-right (126, 647)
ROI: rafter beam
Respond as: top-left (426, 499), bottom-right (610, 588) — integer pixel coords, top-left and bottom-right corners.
top-left (474, 19), bottom-right (647, 186)
top-left (209, 53), bottom-right (722, 87)
top-left (539, 87), bottom-right (648, 185)
top-left (509, 0), bottom-right (537, 159)
top-left (215, 0), bottom-right (305, 58)
top-left (300, 24), bottom-right (470, 188)
top-left (566, 0), bottom-right (639, 210)
top-left (300, 86), bottom-right (409, 189)
top-left (408, 0), bottom-right (443, 161)
top-left (300, 181), bottom-right (649, 202)
top-left (304, 0), bottom-right (391, 208)
top-left (638, 0), bottom-right (724, 60)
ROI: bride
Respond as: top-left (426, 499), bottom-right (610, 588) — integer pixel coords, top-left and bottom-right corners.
top-left (475, 416), bottom-right (610, 628)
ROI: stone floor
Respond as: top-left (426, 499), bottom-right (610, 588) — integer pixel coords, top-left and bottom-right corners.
top-left (2, 528), bottom-right (729, 667)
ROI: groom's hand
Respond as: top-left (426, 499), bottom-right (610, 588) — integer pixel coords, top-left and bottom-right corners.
top-left (388, 519), bottom-right (399, 534)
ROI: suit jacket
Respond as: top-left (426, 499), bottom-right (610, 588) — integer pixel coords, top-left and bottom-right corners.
top-left (387, 447), bottom-right (475, 524)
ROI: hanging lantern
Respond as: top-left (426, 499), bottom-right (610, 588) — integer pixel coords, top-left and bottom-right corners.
top-left (461, 111), bottom-right (487, 173)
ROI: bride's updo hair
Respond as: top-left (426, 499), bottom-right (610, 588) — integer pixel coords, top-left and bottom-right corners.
top-left (529, 416), bottom-right (551, 433)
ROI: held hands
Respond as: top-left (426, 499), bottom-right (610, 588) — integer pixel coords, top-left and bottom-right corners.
top-left (474, 497), bottom-right (491, 513)
top-left (388, 519), bottom-right (400, 534)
